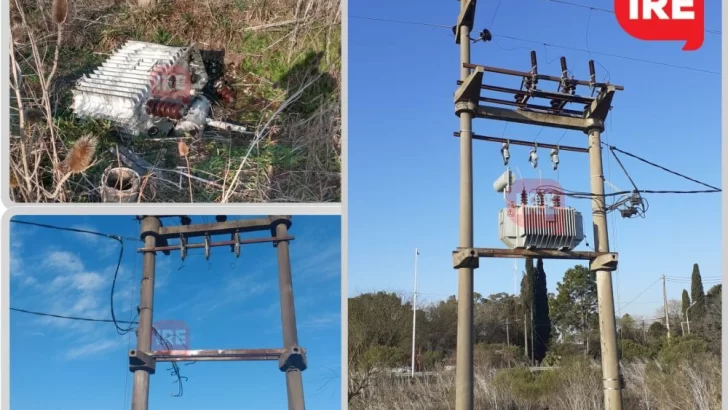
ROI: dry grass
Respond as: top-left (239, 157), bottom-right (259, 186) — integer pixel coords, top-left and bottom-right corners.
top-left (9, 0), bottom-right (341, 203)
top-left (350, 356), bottom-right (721, 410)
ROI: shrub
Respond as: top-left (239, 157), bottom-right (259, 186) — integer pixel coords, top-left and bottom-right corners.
top-left (620, 339), bottom-right (651, 362)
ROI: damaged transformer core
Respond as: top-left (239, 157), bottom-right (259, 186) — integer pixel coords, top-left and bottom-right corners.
top-left (71, 40), bottom-right (245, 138)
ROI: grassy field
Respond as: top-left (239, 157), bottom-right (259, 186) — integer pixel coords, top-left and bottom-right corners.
top-left (9, 0), bottom-right (341, 203)
top-left (349, 356), bottom-right (721, 410)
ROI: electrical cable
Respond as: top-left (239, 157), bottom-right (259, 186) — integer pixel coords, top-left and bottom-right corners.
top-left (10, 307), bottom-right (138, 323)
top-left (349, 16), bottom-right (720, 75)
top-left (606, 145), bottom-right (721, 191)
top-left (10, 220), bottom-right (138, 335)
top-left (543, 0), bottom-right (722, 35)
top-left (619, 277), bottom-right (663, 311)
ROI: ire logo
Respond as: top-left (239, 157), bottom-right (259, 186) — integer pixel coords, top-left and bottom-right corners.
top-left (151, 320), bottom-right (190, 351)
top-left (614, 0), bottom-right (704, 50)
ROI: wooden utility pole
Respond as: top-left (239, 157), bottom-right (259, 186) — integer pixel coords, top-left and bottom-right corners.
top-left (129, 216), bottom-right (306, 410)
top-left (450, 6), bottom-right (624, 407)
top-left (662, 274), bottom-right (671, 340)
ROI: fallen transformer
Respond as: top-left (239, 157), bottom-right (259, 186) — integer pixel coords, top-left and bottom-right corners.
top-left (71, 40), bottom-right (245, 139)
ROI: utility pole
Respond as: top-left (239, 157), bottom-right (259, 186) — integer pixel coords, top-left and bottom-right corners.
top-left (131, 216), bottom-right (160, 410)
top-left (530, 306), bottom-right (534, 365)
top-left (685, 301), bottom-right (697, 335)
top-left (505, 318), bottom-right (511, 367)
top-left (128, 216), bottom-right (306, 410)
top-left (524, 312), bottom-right (528, 358)
top-left (662, 274), bottom-right (671, 340)
top-left (454, 1), bottom-right (476, 409)
top-left (411, 248), bottom-right (419, 377)
top-left (274, 219), bottom-right (306, 410)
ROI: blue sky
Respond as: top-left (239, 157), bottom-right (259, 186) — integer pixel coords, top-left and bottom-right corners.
top-left (9, 215), bottom-right (341, 410)
top-left (348, 0), bottom-right (722, 320)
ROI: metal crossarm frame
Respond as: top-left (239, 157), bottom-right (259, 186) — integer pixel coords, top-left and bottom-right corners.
top-left (130, 215), bottom-right (306, 410)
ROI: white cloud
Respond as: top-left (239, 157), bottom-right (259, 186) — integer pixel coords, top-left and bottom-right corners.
top-left (72, 272), bottom-right (105, 291)
top-left (65, 338), bottom-right (125, 360)
top-left (44, 251), bottom-right (84, 273)
top-left (299, 312), bottom-right (340, 330)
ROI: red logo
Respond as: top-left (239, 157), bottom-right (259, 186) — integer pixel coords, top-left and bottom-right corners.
top-left (148, 65), bottom-right (192, 101)
top-left (151, 320), bottom-right (190, 352)
top-left (615, 0), bottom-right (704, 51)
top-left (505, 178), bottom-right (567, 235)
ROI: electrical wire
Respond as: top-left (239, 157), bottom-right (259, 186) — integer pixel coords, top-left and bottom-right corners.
top-left (10, 220), bottom-right (137, 336)
top-left (10, 307), bottom-right (138, 323)
top-left (348, 16), bottom-right (720, 75)
top-left (543, 0), bottom-right (722, 35)
top-left (619, 277), bottom-right (663, 311)
top-left (152, 327), bottom-right (188, 397)
top-left (606, 145), bottom-right (721, 191)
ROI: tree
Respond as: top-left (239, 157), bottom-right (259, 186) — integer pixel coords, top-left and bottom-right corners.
top-left (690, 263), bottom-right (706, 317)
top-left (532, 258), bottom-right (551, 363)
top-left (619, 314), bottom-right (638, 341)
top-left (698, 284), bottom-right (721, 353)
top-left (681, 289), bottom-right (691, 319)
top-left (550, 265), bottom-right (597, 354)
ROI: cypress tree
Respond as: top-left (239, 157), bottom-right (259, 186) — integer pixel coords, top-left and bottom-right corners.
top-left (533, 258), bottom-right (551, 362)
top-left (690, 263), bottom-right (706, 317)
top-left (681, 289), bottom-right (691, 319)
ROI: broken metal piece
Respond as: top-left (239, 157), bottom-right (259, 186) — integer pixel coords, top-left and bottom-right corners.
top-left (179, 235), bottom-right (187, 260)
top-left (204, 234), bottom-right (210, 260)
top-left (233, 231), bottom-right (241, 258)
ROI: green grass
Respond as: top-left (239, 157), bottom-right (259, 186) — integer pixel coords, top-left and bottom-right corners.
top-left (9, 0), bottom-right (341, 203)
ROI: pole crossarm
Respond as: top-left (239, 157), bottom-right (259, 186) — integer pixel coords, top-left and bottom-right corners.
top-left (137, 235), bottom-right (295, 253)
top-left (455, 57), bottom-right (623, 132)
top-left (453, 131), bottom-right (589, 153)
top-left (155, 216), bottom-right (291, 240)
top-left (452, 247), bottom-right (618, 271)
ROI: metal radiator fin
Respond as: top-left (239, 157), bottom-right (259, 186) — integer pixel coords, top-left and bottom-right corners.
top-left (498, 205), bottom-right (584, 251)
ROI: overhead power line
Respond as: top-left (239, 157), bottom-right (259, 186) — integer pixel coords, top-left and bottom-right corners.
top-left (10, 307), bottom-right (138, 324)
top-left (11, 219), bottom-right (136, 335)
top-left (349, 15), bottom-right (720, 75)
top-left (544, 0), bottom-right (722, 35)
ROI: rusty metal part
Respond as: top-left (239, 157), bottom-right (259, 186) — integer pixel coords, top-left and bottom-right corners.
top-left (145, 99), bottom-right (187, 119)
top-left (453, 247), bottom-right (617, 262)
top-left (149, 348), bottom-right (293, 362)
top-left (137, 235), bottom-right (294, 253)
top-left (214, 79), bottom-right (235, 103)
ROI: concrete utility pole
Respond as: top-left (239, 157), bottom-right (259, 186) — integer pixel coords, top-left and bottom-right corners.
top-left (588, 127), bottom-right (623, 409)
top-left (411, 248), bottom-right (419, 377)
top-left (685, 301), bottom-right (697, 335)
top-left (454, 0), bottom-right (476, 408)
top-left (505, 318), bottom-right (511, 367)
top-left (662, 274), bottom-right (671, 340)
top-left (524, 313), bottom-right (528, 358)
top-left (274, 220), bottom-right (306, 410)
top-left (128, 216), bottom-right (306, 410)
top-left (131, 216), bottom-right (160, 410)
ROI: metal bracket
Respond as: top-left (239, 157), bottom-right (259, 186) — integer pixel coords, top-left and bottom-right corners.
top-left (590, 253), bottom-right (618, 272)
top-left (454, 0), bottom-right (477, 44)
top-left (129, 349), bottom-right (156, 374)
top-left (454, 66), bottom-right (484, 104)
top-left (452, 248), bottom-right (479, 269)
top-left (278, 346), bottom-right (307, 372)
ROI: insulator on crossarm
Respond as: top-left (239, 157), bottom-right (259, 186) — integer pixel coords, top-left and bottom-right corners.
top-left (536, 190), bottom-right (545, 206)
top-left (552, 193), bottom-right (561, 208)
top-left (501, 142), bottom-right (510, 166)
top-left (528, 146), bottom-right (538, 168)
top-left (550, 148), bottom-right (560, 171)
top-left (521, 188), bottom-right (528, 205)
